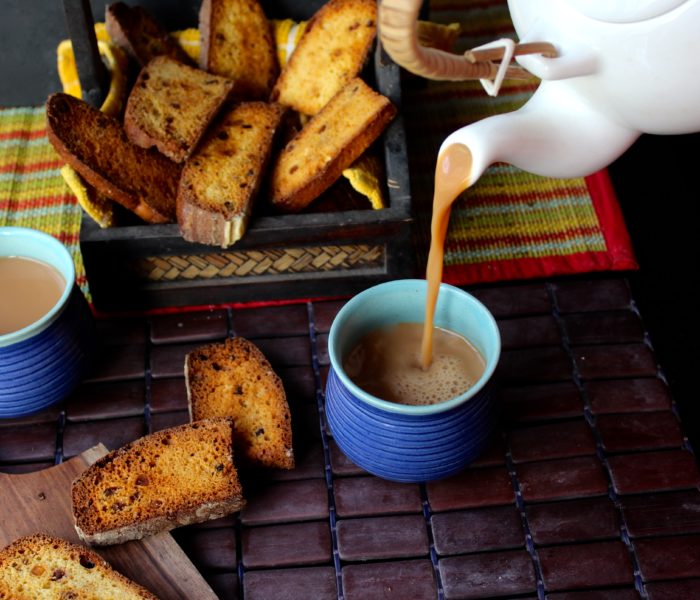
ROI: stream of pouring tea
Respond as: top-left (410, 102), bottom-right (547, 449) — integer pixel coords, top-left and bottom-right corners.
top-left (420, 143), bottom-right (473, 370)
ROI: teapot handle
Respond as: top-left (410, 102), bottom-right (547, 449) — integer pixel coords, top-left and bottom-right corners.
top-left (379, 0), bottom-right (544, 82)
top-left (379, 0), bottom-right (498, 80)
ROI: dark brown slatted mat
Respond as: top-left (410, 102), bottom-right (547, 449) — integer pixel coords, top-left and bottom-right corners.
top-left (2, 277), bottom-right (699, 600)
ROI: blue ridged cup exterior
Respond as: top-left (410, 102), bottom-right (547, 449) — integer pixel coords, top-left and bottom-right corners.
top-left (325, 279), bottom-right (501, 483)
top-left (0, 227), bottom-right (95, 419)
top-left (0, 286), bottom-right (95, 418)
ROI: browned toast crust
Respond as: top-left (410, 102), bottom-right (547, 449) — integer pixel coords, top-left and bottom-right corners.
top-left (71, 418), bottom-right (244, 546)
top-left (270, 0), bottom-right (377, 115)
top-left (106, 1), bottom-right (194, 67)
top-left (270, 78), bottom-right (396, 213)
top-left (46, 93), bottom-right (179, 224)
top-left (0, 533), bottom-right (158, 599)
top-left (124, 56), bottom-right (235, 163)
top-left (177, 101), bottom-right (286, 247)
top-left (199, 0), bottom-right (278, 99)
top-left (186, 337), bottom-right (294, 470)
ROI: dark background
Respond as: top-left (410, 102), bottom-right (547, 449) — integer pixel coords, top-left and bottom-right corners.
top-left (2, 0), bottom-right (698, 451)
top-left (607, 135), bottom-right (700, 453)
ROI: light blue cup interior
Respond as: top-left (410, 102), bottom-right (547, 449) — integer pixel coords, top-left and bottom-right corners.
top-left (328, 279), bottom-right (501, 415)
top-left (0, 226), bottom-right (75, 347)
top-left (326, 279), bottom-right (501, 482)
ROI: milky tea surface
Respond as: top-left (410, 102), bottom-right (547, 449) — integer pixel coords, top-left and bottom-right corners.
top-left (0, 256), bottom-right (66, 335)
top-left (343, 322), bottom-right (485, 406)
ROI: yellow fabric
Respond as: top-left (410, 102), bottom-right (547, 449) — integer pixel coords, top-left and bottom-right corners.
top-left (61, 166), bottom-right (115, 228)
top-left (271, 19), bottom-right (308, 68)
top-left (343, 155), bottom-right (386, 210)
top-left (172, 28), bottom-right (201, 63)
top-left (56, 24), bottom-right (128, 118)
top-left (56, 25), bottom-right (127, 227)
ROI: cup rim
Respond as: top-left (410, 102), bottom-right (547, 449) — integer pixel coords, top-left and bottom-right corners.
top-left (0, 227), bottom-right (75, 347)
top-left (327, 279), bottom-right (501, 415)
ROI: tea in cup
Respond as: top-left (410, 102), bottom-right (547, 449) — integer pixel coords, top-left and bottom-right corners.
top-left (325, 279), bottom-right (500, 482)
top-left (343, 321), bottom-right (486, 406)
top-left (0, 227), bottom-right (95, 418)
top-left (0, 254), bottom-right (67, 335)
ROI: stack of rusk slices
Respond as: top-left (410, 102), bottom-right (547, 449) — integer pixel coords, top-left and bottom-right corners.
top-left (46, 0), bottom-right (396, 248)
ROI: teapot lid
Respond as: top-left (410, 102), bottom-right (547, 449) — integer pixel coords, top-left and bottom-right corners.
top-left (566, 0), bottom-right (690, 22)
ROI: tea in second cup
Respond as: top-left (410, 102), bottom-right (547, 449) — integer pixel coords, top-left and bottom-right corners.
top-left (325, 279), bottom-right (501, 483)
top-left (0, 227), bottom-right (95, 418)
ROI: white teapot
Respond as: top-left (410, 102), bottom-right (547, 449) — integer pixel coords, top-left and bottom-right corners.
top-left (379, 0), bottom-right (700, 183)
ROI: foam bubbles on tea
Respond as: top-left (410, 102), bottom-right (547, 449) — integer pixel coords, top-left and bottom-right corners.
top-left (343, 322), bottom-right (485, 406)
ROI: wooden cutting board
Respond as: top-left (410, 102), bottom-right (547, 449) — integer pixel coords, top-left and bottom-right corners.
top-left (0, 444), bottom-right (218, 600)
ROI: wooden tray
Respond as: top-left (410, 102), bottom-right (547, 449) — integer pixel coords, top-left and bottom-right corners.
top-left (0, 444), bottom-right (217, 599)
top-left (79, 1), bottom-right (414, 312)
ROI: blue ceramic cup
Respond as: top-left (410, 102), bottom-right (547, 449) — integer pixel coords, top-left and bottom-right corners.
top-left (326, 279), bottom-right (501, 483)
top-left (0, 227), bottom-right (95, 419)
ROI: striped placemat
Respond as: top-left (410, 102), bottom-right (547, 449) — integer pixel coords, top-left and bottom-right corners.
top-left (405, 0), bottom-right (637, 284)
top-left (0, 106), bottom-right (89, 295)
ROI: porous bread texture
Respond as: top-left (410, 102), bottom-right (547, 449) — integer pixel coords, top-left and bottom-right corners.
top-left (106, 2), bottom-right (194, 67)
top-left (199, 0), bottom-right (279, 100)
top-left (270, 77), bottom-right (396, 213)
top-left (177, 101), bottom-right (285, 248)
top-left (270, 0), bottom-right (377, 116)
top-left (45, 93), bottom-right (179, 224)
top-left (185, 337), bottom-right (294, 470)
top-left (0, 533), bottom-right (158, 600)
top-left (124, 56), bottom-right (235, 163)
top-left (71, 418), bottom-right (244, 546)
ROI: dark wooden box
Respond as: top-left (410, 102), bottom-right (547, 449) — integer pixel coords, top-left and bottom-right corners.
top-left (79, 5), bottom-right (414, 312)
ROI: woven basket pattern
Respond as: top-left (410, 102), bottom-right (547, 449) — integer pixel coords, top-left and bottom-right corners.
top-left (134, 244), bottom-right (386, 282)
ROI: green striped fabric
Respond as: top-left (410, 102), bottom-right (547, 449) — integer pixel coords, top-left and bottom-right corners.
top-left (0, 106), bottom-right (88, 295)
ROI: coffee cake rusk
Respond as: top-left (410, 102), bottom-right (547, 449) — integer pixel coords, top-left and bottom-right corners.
top-left (106, 2), bottom-right (194, 67)
top-left (0, 533), bottom-right (158, 599)
top-left (177, 101), bottom-right (285, 247)
top-left (185, 337), bottom-right (294, 470)
top-left (270, 0), bottom-right (377, 116)
top-left (199, 0), bottom-right (278, 99)
top-left (124, 56), bottom-right (235, 163)
top-left (72, 418), bottom-right (244, 546)
top-left (270, 77), bottom-right (396, 213)
top-left (46, 93), bottom-right (179, 224)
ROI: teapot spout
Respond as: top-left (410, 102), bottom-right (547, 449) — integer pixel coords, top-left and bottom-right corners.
top-left (441, 82), bottom-right (640, 187)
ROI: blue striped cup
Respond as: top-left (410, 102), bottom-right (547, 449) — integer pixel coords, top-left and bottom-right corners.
top-left (325, 279), bottom-right (501, 482)
top-left (0, 227), bottom-right (95, 419)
